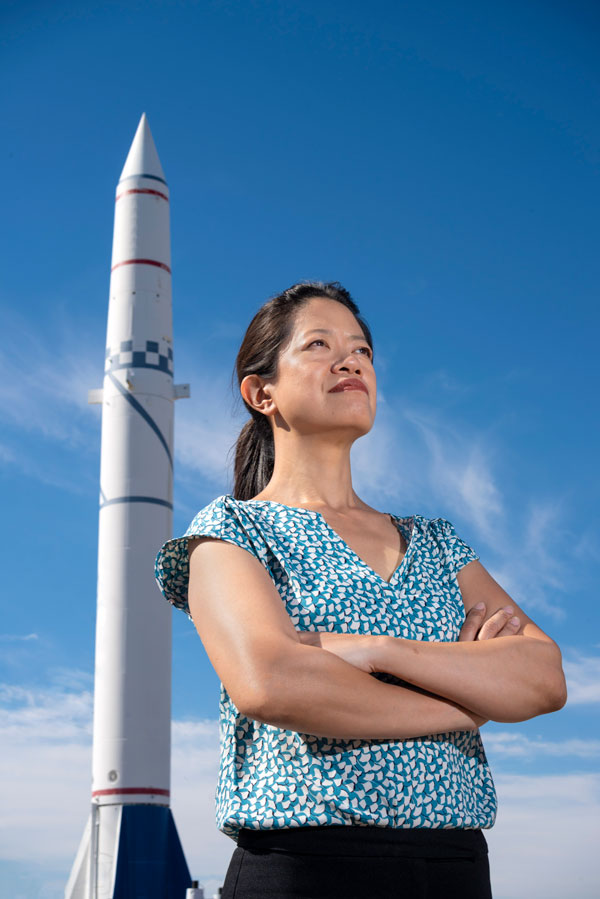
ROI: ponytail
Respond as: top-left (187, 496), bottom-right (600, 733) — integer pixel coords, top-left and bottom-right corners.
top-left (233, 414), bottom-right (275, 501)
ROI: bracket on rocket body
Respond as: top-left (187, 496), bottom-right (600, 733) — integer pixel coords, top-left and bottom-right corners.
top-left (88, 384), bottom-right (191, 404)
top-left (173, 383), bottom-right (191, 399)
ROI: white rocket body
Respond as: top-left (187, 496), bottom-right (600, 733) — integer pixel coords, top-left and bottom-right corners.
top-left (66, 115), bottom-right (190, 898)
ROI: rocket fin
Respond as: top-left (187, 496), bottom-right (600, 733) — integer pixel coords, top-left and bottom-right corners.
top-left (112, 805), bottom-right (191, 898)
top-left (64, 812), bottom-right (92, 898)
top-left (66, 805), bottom-right (191, 898)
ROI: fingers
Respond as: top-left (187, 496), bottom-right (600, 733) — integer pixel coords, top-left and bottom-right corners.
top-left (476, 606), bottom-right (521, 640)
top-left (458, 602), bottom-right (487, 642)
top-left (459, 604), bottom-right (522, 642)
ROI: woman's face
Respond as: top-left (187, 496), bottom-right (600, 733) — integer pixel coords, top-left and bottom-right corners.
top-left (248, 296), bottom-right (377, 440)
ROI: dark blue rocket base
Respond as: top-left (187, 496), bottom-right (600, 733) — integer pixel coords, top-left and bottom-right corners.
top-left (113, 805), bottom-right (191, 898)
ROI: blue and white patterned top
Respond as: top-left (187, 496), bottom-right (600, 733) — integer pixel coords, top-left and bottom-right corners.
top-left (155, 493), bottom-right (497, 838)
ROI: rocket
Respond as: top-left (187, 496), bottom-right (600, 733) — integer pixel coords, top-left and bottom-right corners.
top-left (66, 114), bottom-right (191, 897)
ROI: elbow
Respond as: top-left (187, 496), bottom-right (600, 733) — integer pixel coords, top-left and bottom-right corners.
top-left (236, 643), bottom-right (324, 727)
top-left (541, 641), bottom-right (568, 714)
top-left (525, 639), bottom-right (568, 717)
top-left (241, 694), bottom-right (289, 727)
top-left (233, 656), bottom-right (298, 725)
top-left (239, 685), bottom-right (300, 729)
top-left (494, 663), bottom-right (568, 723)
top-left (230, 672), bottom-right (280, 722)
top-left (237, 683), bottom-right (284, 723)
top-left (544, 669), bottom-right (568, 714)
top-left (522, 667), bottom-right (568, 720)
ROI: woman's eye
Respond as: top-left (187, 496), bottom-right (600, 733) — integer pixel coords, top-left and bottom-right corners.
top-left (307, 340), bottom-right (372, 359)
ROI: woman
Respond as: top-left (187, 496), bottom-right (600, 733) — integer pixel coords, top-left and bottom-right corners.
top-left (155, 281), bottom-right (567, 898)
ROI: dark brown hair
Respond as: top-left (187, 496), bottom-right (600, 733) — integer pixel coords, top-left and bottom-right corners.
top-left (231, 281), bottom-right (374, 500)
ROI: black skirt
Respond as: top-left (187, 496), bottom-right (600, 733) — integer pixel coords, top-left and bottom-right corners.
top-left (221, 825), bottom-right (493, 898)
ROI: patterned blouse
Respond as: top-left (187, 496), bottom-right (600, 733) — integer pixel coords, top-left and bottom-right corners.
top-left (155, 493), bottom-right (497, 838)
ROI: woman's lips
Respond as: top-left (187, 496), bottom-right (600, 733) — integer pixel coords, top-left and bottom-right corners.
top-left (329, 379), bottom-right (369, 395)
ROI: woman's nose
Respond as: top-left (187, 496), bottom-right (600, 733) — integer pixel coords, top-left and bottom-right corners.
top-left (335, 353), bottom-right (362, 373)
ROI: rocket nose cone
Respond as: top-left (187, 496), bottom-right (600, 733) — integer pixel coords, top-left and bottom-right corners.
top-left (119, 114), bottom-right (167, 183)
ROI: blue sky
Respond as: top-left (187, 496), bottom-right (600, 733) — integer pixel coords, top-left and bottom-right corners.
top-left (1, 0), bottom-right (599, 896)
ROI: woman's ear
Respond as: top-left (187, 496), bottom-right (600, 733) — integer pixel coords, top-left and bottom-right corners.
top-left (240, 374), bottom-right (276, 416)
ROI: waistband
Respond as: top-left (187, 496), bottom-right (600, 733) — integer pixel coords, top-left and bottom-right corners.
top-left (237, 826), bottom-right (489, 859)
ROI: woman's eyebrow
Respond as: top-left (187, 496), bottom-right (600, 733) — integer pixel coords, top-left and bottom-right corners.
top-left (303, 328), bottom-right (367, 341)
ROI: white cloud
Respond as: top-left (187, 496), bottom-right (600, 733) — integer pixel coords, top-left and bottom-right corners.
top-left (173, 377), bottom-right (240, 485)
top-left (563, 652), bottom-right (600, 704)
top-left (483, 729), bottom-right (600, 759)
top-left (487, 773), bottom-right (600, 899)
top-left (371, 396), bottom-right (568, 618)
top-left (170, 718), bottom-right (235, 894)
top-left (485, 497), bottom-right (567, 620)
top-left (0, 678), bottom-right (231, 896)
top-left (2, 675), bottom-right (600, 897)
top-left (0, 683), bottom-right (92, 745)
top-left (402, 403), bottom-right (504, 539)
top-left (0, 314), bottom-right (102, 494)
top-left (0, 633), bottom-right (39, 642)
top-left (0, 317), bottom-right (100, 449)
top-left (351, 389), bottom-right (413, 500)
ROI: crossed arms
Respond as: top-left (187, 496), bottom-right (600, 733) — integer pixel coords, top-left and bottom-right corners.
top-left (187, 538), bottom-right (567, 741)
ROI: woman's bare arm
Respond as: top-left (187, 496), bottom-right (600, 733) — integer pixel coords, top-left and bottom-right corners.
top-left (308, 561), bottom-right (567, 723)
top-left (187, 537), bottom-right (485, 740)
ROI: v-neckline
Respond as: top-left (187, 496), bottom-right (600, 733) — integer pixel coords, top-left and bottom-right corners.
top-left (318, 510), bottom-right (416, 587)
top-left (237, 496), bottom-right (417, 588)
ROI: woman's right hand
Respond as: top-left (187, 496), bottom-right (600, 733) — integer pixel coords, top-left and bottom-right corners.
top-left (456, 603), bottom-right (521, 728)
top-left (458, 603), bottom-right (521, 642)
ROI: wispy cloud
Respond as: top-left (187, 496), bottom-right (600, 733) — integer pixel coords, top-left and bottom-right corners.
top-left (174, 377), bottom-right (240, 486)
top-left (0, 633), bottom-right (39, 642)
top-left (486, 497), bottom-right (567, 619)
top-left (371, 392), bottom-right (569, 618)
top-left (402, 402), bottom-right (504, 540)
top-left (0, 314), bottom-right (101, 449)
top-left (484, 730), bottom-right (600, 759)
top-left (0, 313), bottom-right (102, 496)
top-left (563, 651), bottom-right (600, 704)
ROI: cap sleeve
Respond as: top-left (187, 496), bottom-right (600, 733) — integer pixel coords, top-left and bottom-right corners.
top-left (431, 517), bottom-right (480, 576)
top-left (154, 495), bottom-right (263, 617)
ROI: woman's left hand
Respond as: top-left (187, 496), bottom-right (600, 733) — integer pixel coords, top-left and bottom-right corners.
top-left (296, 630), bottom-right (381, 674)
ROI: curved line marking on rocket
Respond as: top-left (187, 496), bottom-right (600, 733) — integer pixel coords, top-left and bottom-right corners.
top-left (92, 787), bottom-right (170, 798)
top-left (100, 495), bottom-right (173, 510)
top-left (116, 188), bottom-right (169, 202)
top-left (111, 258), bottom-right (172, 274)
top-left (106, 371), bottom-right (173, 470)
top-left (118, 172), bottom-right (167, 185)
